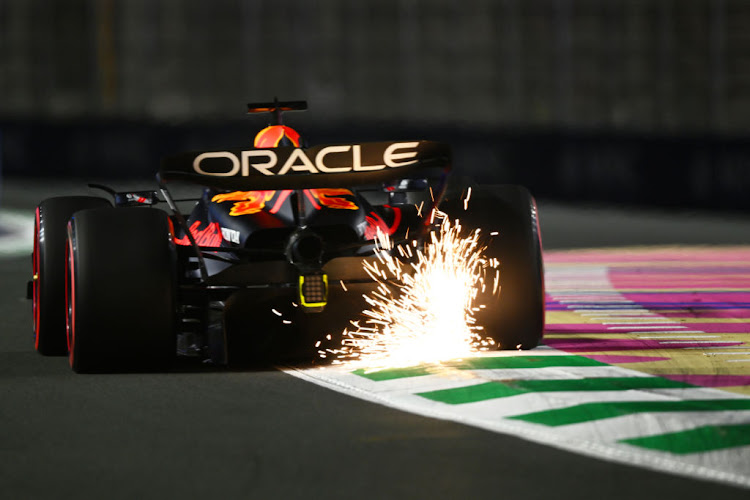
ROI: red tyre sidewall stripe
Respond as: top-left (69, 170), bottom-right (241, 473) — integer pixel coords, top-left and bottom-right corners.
top-left (65, 224), bottom-right (76, 367)
top-left (33, 206), bottom-right (41, 350)
top-left (531, 196), bottom-right (546, 334)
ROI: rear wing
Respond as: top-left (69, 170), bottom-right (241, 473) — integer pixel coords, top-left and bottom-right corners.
top-left (159, 140), bottom-right (450, 191)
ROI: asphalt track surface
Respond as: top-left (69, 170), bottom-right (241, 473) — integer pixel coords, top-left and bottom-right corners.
top-left (2, 178), bottom-right (749, 499)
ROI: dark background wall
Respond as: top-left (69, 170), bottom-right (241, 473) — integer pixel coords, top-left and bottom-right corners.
top-left (2, 0), bottom-right (750, 208)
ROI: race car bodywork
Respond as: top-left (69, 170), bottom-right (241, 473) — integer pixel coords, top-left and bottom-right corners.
top-left (30, 100), bottom-right (544, 372)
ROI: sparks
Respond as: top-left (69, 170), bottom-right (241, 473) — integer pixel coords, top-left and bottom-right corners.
top-left (463, 187), bottom-right (472, 210)
top-left (415, 201), bottom-right (424, 217)
top-left (324, 210), bottom-right (499, 371)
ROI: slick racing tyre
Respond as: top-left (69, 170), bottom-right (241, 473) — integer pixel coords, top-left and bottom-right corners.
top-left (65, 207), bottom-right (177, 373)
top-left (441, 184), bottom-right (544, 349)
top-left (33, 196), bottom-right (111, 355)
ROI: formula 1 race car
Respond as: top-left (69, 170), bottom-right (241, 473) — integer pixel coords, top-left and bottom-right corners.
top-left (30, 100), bottom-right (544, 372)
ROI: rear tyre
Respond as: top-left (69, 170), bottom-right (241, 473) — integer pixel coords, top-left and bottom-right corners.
top-left (33, 196), bottom-right (111, 355)
top-left (441, 184), bottom-right (545, 349)
top-left (66, 208), bottom-right (177, 373)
